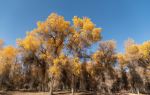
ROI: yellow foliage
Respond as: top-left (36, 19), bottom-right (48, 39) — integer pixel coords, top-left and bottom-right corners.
top-left (37, 21), bottom-right (49, 33)
top-left (72, 16), bottom-right (83, 28)
top-left (47, 38), bottom-right (55, 45)
top-left (92, 51), bottom-right (104, 63)
top-left (0, 46), bottom-right (16, 75)
top-left (59, 53), bottom-right (65, 59)
top-left (34, 13), bottom-right (72, 46)
top-left (92, 51), bottom-right (99, 60)
top-left (49, 54), bottom-right (70, 78)
top-left (69, 16), bottom-right (102, 52)
top-left (117, 53), bottom-right (127, 67)
top-left (39, 54), bottom-right (47, 60)
top-left (69, 27), bottom-right (76, 33)
top-left (52, 54), bottom-right (68, 66)
top-left (73, 32), bottom-right (80, 38)
top-left (73, 16), bottom-right (95, 31)
top-left (2, 46), bottom-right (17, 59)
top-left (72, 57), bottom-right (81, 75)
top-left (49, 66), bottom-right (61, 77)
top-left (18, 34), bottom-right (40, 51)
top-left (139, 41), bottom-right (150, 57)
top-left (55, 39), bottom-right (62, 46)
top-left (92, 28), bottom-right (102, 41)
top-left (72, 33), bottom-right (80, 43)
top-left (83, 17), bottom-right (95, 31)
top-left (126, 44), bottom-right (139, 55)
top-left (37, 13), bottom-right (70, 33)
top-left (53, 58), bottom-right (60, 65)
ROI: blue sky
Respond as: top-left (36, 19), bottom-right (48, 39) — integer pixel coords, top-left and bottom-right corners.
top-left (0, 0), bottom-right (150, 52)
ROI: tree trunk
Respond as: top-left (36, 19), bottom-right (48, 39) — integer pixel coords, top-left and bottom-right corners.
top-left (136, 88), bottom-right (139, 95)
top-left (49, 87), bottom-right (53, 95)
top-left (49, 79), bottom-right (54, 95)
top-left (71, 87), bottom-right (74, 95)
top-left (71, 75), bottom-right (75, 95)
top-left (41, 62), bottom-right (47, 91)
top-left (93, 89), bottom-right (97, 95)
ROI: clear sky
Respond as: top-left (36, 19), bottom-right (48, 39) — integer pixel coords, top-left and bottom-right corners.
top-left (0, 0), bottom-right (150, 52)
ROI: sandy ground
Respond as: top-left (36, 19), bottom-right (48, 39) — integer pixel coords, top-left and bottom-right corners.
top-left (0, 91), bottom-right (147, 95)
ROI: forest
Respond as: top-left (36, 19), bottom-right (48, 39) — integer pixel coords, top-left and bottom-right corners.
top-left (0, 13), bottom-right (150, 95)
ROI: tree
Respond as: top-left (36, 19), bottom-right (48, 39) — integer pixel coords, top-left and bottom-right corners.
top-left (17, 13), bottom-right (71, 94)
top-left (0, 45), bottom-right (17, 89)
top-left (66, 16), bottom-right (102, 94)
top-left (91, 40), bottom-right (117, 94)
top-left (124, 39), bottom-right (143, 94)
top-left (17, 32), bottom-right (43, 90)
top-left (138, 41), bottom-right (150, 93)
top-left (117, 53), bottom-right (129, 91)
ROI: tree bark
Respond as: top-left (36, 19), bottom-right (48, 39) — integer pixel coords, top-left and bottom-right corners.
top-left (49, 78), bottom-right (54, 95)
top-left (71, 75), bottom-right (75, 95)
top-left (136, 88), bottom-right (139, 95)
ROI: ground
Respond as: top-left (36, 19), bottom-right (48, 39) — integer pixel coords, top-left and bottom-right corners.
top-left (0, 91), bottom-right (147, 95)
